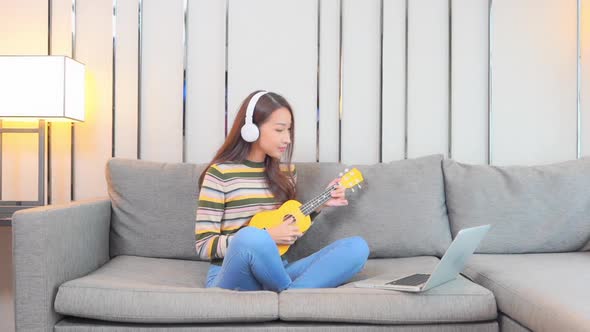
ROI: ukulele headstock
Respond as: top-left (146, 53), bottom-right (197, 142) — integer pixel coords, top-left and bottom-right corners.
top-left (338, 168), bottom-right (364, 191)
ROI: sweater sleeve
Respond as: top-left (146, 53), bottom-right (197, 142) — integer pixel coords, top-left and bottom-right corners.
top-left (194, 166), bottom-right (231, 261)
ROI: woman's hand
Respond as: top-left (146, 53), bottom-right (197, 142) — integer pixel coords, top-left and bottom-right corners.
top-left (318, 178), bottom-right (348, 211)
top-left (266, 216), bottom-right (303, 245)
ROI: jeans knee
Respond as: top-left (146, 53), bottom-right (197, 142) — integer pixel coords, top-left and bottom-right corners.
top-left (344, 236), bottom-right (370, 264)
top-left (231, 226), bottom-right (274, 253)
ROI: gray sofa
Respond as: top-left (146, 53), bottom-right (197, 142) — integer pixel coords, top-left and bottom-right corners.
top-left (11, 154), bottom-right (590, 331)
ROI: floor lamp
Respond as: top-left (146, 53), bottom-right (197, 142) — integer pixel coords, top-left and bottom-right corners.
top-left (0, 55), bottom-right (85, 224)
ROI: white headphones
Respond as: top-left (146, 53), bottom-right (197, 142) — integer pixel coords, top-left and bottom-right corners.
top-left (240, 90), bottom-right (268, 142)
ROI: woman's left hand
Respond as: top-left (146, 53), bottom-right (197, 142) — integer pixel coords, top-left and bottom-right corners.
top-left (320, 178), bottom-right (348, 209)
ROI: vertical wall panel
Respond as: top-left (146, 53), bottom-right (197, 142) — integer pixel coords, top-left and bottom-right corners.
top-left (0, 0), bottom-right (48, 202)
top-left (581, 0), bottom-right (590, 157)
top-left (491, 0), bottom-right (577, 166)
top-left (114, 0), bottom-right (139, 159)
top-left (0, 0), bottom-right (48, 55)
top-left (228, 0), bottom-right (318, 162)
top-left (74, 0), bottom-right (113, 199)
top-left (407, 0), bottom-right (449, 159)
top-left (50, 0), bottom-right (74, 204)
top-left (341, 0), bottom-right (381, 165)
top-left (185, 0), bottom-right (226, 164)
top-left (140, 0), bottom-right (184, 162)
top-left (51, 0), bottom-right (73, 57)
top-left (381, 0), bottom-right (407, 163)
top-left (451, 0), bottom-right (488, 164)
top-left (318, 0), bottom-right (340, 162)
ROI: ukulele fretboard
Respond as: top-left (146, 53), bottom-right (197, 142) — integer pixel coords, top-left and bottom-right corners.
top-left (299, 184), bottom-right (338, 216)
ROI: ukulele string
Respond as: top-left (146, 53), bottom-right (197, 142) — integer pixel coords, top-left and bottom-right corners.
top-left (299, 183), bottom-right (338, 215)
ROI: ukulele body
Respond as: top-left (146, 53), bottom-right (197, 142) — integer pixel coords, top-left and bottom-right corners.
top-left (248, 200), bottom-right (312, 255)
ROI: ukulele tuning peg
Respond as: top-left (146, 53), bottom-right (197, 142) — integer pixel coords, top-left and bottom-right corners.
top-left (344, 168), bottom-right (349, 172)
top-left (351, 188), bottom-right (355, 193)
top-left (339, 172), bottom-right (343, 177)
top-left (358, 184), bottom-right (362, 189)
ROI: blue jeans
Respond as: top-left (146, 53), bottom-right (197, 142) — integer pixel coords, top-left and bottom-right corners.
top-left (206, 226), bottom-right (369, 292)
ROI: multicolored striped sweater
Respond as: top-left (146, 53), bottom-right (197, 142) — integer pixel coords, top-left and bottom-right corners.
top-left (194, 160), bottom-right (302, 264)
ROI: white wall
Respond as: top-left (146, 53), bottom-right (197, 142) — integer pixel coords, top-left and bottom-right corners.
top-left (0, 0), bottom-right (586, 202)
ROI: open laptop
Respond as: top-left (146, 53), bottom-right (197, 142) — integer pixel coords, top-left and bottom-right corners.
top-left (354, 224), bottom-right (490, 292)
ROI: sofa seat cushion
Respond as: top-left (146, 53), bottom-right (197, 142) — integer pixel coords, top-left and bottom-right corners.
top-left (464, 253), bottom-right (590, 332)
top-left (54, 255), bottom-right (278, 323)
top-left (279, 257), bottom-right (497, 324)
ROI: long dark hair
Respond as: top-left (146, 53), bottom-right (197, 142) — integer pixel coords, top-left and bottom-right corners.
top-left (198, 90), bottom-right (296, 203)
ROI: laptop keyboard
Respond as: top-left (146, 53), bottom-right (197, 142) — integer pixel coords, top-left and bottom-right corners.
top-left (386, 273), bottom-right (430, 286)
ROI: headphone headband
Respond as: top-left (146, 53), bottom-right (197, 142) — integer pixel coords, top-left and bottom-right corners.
top-left (245, 91), bottom-right (268, 121)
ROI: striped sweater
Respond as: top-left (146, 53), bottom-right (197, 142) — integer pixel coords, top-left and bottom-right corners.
top-left (194, 160), bottom-right (298, 264)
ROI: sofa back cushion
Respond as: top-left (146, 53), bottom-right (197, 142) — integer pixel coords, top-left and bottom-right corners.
top-left (107, 158), bottom-right (205, 260)
top-left (443, 158), bottom-right (590, 254)
top-left (107, 155), bottom-right (452, 261)
top-left (286, 154), bottom-right (452, 260)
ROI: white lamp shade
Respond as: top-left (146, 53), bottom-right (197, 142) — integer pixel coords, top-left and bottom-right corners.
top-left (0, 56), bottom-right (85, 122)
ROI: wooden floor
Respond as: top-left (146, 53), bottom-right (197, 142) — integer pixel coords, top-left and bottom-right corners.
top-left (0, 225), bottom-right (15, 332)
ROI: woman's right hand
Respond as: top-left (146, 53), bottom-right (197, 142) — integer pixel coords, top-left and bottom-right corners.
top-left (266, 216), bottom-right (303, 245)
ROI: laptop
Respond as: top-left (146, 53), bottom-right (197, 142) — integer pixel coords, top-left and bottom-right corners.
top-left (354, 224), bottom-right (490, 292)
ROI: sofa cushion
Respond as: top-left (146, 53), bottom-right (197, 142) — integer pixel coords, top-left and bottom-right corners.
top-left (463, 252), bottom-right (590, 332)
top-left (443, 158), bottom-right (590, 253)
top-left (287, 155), bottom-right (452, 260)
top-left (280, 256), bottom-right (497, 324)
top-left (107, 158), bottom-right (205, 260)
top-left (54, 256), bottom-right (278, 323)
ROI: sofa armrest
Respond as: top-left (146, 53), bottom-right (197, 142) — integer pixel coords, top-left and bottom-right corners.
top-left (12, 197), bottom-right (111, 331)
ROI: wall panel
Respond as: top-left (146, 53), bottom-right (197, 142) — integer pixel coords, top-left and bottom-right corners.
top-left (185, 0), bottom-right (226, 164)
top-left (318, 0), bottom-right (341, 162)
top-left (114, 0), bottom-right (139, 159)
top-left (341, 0), bottom-right (381, 165)
top-left (381, 0), bottom-right (407, 162)
top-left (491, 0), bottom-right (577, 165)
top-left (49, 0), bottom-right (74, 204)
top-left (228, 0), bottom-right (318, 162)
top-left (139, 0), bottom-right (184, 163)
top-left (74, 0), bottom-right (113, 199)
top-left (407, 0), bottom-right (450, 159)
top-left (451, 0), bottom-right (489, 164)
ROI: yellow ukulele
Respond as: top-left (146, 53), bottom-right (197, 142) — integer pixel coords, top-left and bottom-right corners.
top-left (248, 168), bottom-right (364, 255)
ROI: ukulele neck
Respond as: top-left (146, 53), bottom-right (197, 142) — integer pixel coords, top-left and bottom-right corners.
top-left (298, 184), bottom-right (337, 216)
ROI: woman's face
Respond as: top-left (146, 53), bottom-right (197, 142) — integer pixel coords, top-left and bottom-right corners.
top-left (252, 107), bottom-right (292, 160)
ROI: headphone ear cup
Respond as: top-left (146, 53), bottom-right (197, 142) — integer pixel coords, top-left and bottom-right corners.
top-left (241, 123), bottom-right (260, 142)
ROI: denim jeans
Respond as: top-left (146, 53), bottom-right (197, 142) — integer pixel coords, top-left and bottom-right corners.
top-left (206, 226), bottom-right (369, 292)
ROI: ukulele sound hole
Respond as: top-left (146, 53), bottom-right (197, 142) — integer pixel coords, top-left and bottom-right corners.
top-left (283, 214), bottom-right (295, 223)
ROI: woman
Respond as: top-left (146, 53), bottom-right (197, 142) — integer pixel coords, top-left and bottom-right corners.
top-left (195, 90), bottom-right (369, 292)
